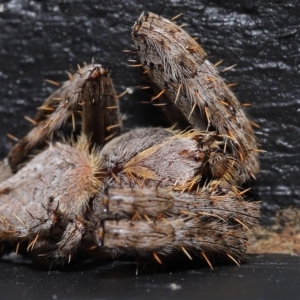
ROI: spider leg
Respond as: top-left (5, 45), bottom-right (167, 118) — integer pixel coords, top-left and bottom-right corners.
top-left (102, 183), bottom-right (259, 228)
top-left (7, 80), bottom-right (72, 170)
top-left (100, 214), bottom-right (250, 263)
top-left (132, 12), bottom-right (260, 183)
top-left (7, 64), bottom-right (121, 171)
top-left (81, 66), bottom-right (121, 148)
top-left (88, 183), bottom-right (259, 265)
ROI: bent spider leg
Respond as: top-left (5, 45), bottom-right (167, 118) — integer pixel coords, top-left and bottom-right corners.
top-left (132, 11), bottom-right (260, 183)
top-left (80, 66), bottom-right (121, 148)
top-left (7, 63), bottom-right (121, 171)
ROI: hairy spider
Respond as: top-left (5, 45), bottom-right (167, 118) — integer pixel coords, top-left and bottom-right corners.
top-left (0, 12), bottom-right (260, 269)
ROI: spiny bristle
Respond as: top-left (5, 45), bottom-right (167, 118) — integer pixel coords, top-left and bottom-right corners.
top-left (128, 64), bottom-right (143, 67)
top-left (106, 124), bottom-right (121, 131)
top-left (174, 83), bottom-right (182, 104)
top-left (153, 103), bottom-right (168, 106)
top-left (153, 252), bottom-right (163, 264)
top-left (188, 102), bottom-right (197, 120)
top-left (226, 82), bottom-right (238, 87)
top-left (143, 213), bottom-right (152, 222)
top-left (138, 85), bottom-right (151, 90)
top-left (123, 49), bottom-right (139, 53)
top-left (27, 233), bottom-right (39, 251)
top-left (221, 64), bottom-right (237, 73)
top-left (178, 23), bottom-right (187, 28)
top-left (174, 174), bottom-right (202, 193)
top-left (226, 253), bottom-right (240, 266)
top-left (197, 211), bottom-right (226, 222)
top-left (242, 103), bottom-right (252, 107)
top-left (45, 79), bottom-right (61, 87)
top-left (234, 218), bottom-right (251, 231)
top-left (38, 105), bottom-right (56, 111)
top-left (104, 132), bottom-right (118, 141)
top-left (201, 251), bottom-right (213, 270)
top-left (15, 242), bottom-right (20, 254)
top-left (117, 88), bottom-right (129, 98)
top-left (213, 60), bottom-right (223, 68)
top-left (181, 246), bottom-right (193, 260)
top-left (171, 13), bottom-right (183, 21)
top-left (249, 120), bottom-right (261, 128)
top-left (66, 71), bottom-right (74, 81)
top-left (130, 212), bottom-right (142, 223)
top-left (13, 213), bottom-right (26, 226)
top-left (151, 89), bottom-right (165, 101)
top-left (6, 133), bottom-right (19, 142)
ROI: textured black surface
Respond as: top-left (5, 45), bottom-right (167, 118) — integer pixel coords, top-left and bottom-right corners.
top-left (1, 254), bottom-right (300, 300)
top-left (0, 1), bottom-right (300, 299)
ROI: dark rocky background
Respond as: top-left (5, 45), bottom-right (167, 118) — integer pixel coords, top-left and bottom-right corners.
top-left (0, 0), bottom-right (299, 299)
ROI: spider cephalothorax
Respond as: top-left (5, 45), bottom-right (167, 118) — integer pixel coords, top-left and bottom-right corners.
top-left (0, 12), bottom-right (260, 270)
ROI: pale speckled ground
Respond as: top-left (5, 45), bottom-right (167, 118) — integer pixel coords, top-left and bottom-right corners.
top-left (249, 207), bottom-right (300, 255)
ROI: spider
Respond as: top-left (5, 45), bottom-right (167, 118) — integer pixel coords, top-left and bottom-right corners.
top-left (0, 12), bottom-right (260, 270)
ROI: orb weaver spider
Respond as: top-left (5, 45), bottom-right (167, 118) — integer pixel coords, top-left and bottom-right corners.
top-left (0, 12), bottom-right (260, 270)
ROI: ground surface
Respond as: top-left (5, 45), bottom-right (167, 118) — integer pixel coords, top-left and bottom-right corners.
top-left (1, 254), bottom-right (300, 300)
